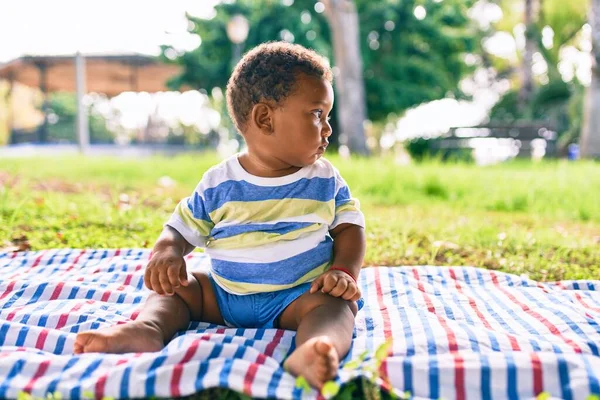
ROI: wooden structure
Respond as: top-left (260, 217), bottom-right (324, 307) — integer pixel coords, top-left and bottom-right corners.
top-left (0, 54), bottom-right (182, 148)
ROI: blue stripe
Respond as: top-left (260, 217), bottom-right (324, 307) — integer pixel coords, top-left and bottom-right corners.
top-left (389, 270), bottom-right (415, 356)
top-left (0, 324), bottom-right (13, 346)
top-left (505, 353), bottom-right (519, 400)
top-left (403, 357), bottom-right (413, 395)
top-left (15, 326), bottom-right (29, 346)
top-left (70, 358), bottom-right (103, 399)
top-left (195, 361), bottom-right (209, 392)
top-left (428, 356), bottom-right (439, 399)
top-left (46, 358), bottom-right (80, 393)
top-left (120, 360), bottom-right (133, 398)
top-left (480, 354), bottom-right (491, 400)
top-left (557, 354), bottom-right (573, 400)
top-left (402, 270), bottom-right (437, 355)
top-left (582, 355), bottom-right (600, 394)
top-left (435, 269), bottom-right (480, 352)
top-left (211, 222), bottom-right (316, 240)
top-left (0, 359), bottom-right (26, 398)
top-left (2, 284), bottom-right (30, 309)
top-left (334, 185), bottom-right (352, 207)
top-left (144, 354), bottom-right (169, 396)
top-left (211, 237), bottom-right (333, 285)
top-left (201, 176), bottom-right (336, 214)
top-left (53, 334), bottom-right (67, 354)
top-left (267, 368), bottom-right (284, 398)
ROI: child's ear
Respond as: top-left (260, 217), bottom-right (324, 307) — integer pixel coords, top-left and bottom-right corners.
top-left (250, 103), bottom-right (274, 134)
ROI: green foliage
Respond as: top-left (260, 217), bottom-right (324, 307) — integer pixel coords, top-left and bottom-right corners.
top-left (163, 0), bottom-right (482, 125)
top-left (490, 0), bottom-right (588, 147)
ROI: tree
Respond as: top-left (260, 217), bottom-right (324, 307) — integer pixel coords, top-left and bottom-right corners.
top-left (491, 0), bottom-right (588, 150)
top-left (162, 0), bottom-right (481, 152)
top-left (519, 0), bottom-right (537, 110)
top-left (581, 0), bottom-right (600, 158)
top-left (323, 0), bottom-right (368, 155)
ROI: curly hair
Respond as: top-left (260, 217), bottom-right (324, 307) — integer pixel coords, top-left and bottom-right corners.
top-left (226, 41), bottom-right (333, 132)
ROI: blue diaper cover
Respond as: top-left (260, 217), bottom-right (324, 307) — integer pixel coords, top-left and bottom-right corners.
top-left (207, 274), bottom-right (364, 329)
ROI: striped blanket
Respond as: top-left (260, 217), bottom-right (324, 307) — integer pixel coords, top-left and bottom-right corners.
top-left (0, 249), bottom-right (599, 400)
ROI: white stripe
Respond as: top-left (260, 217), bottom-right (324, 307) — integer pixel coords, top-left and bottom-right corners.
top-left (196, 154), bottom-right (337, 192)
top-left (213, 213), bottom-right (331, 231)
top-left (206, 224), bottom-right (329, 263)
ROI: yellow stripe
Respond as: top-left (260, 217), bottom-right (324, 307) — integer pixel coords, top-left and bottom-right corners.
top-left (207, 223), bottom-right (323, 250)
top-left (336, 201), bottom-right (360, 214)
top-left (176, 200), bottom-right (213, 237)
top-left (211, 261), bottom-right (330, 294)
top-left (209, 198), bottom-right (335, 225)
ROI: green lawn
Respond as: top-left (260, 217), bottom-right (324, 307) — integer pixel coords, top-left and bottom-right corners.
top-left (1, 154), bottom-right (599, 281)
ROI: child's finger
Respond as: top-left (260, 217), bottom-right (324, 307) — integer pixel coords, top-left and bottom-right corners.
top-left (329, 278), bottom-right (348, 297)
top-left (144, 269), bottom-right (153, 290)
top-left (167, 264), bottom-right (181, 288)
top-left (321, 274), bottom-right (338, 293)
top-left (179, 263), bottom-right (188, 287)
top-left (150, 272), bottom-right (163, 295)
top-left (341, 284), bottom-right (357, 301)
top-left (159, 272), bottom-right (173, 295)
top-left (310, 276), bottom-right (323, 293)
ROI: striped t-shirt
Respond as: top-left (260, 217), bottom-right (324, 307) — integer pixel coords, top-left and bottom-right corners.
top-left (166, 154), bottom-right (365, 295)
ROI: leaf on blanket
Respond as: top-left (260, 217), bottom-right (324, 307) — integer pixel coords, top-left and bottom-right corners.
top-left (295, 376), bottom-right (311, 391)
top-left (321, 381), bottom-right (340, 397)
top-left (374, 338), bottom-right (393, 367)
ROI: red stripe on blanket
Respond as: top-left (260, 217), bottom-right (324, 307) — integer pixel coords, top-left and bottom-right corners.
top-left (49, 282), bottom-right (65, 300)
top-left (448, 269), bottom-right (521, 351)
top-left (374, 268), bottom-right (393, 380)
top-left (412, 269), bottom-right (464, 400)
top-left (531, 352), bottom-right (544, 395)
top-left (170, 337), bottom-right (208, 397)
top-left (95, 354), bottom-right (141, 399)
top-left (490, 272), bottom-right (582, 353)
top-left (56, 302), bottom-right (85, 330)
top-left (0, 281), bottom-right (16, 300)
top-left (23, 360), bottom-right (50, 394)
top-left (244, 329), bottom-right (285, 396)
top-left (574, 292), bottom-right (600, 314)
top-left (34, 328), bottom-right (50, 350)
top-left (454, 354), bottom-right (466, 400)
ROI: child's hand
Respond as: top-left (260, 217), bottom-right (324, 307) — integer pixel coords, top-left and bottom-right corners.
top-left (144, 247), bottom-right (188, 296)
top-left (310, 269), bottom-right (361, 301)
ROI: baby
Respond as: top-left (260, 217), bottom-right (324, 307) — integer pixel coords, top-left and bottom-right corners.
top-left (74, 41), bottom-right (366, 390)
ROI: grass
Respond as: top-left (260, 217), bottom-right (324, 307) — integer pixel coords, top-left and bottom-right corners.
top-left (1, 154), bottom-right (598, 282)
top-left (1, 154), bottom-right (599, 399)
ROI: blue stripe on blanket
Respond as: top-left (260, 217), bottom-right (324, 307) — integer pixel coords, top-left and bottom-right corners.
top-left (0, 249), bottom-right (599, 399)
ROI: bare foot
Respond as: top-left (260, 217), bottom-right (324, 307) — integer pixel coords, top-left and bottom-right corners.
top-left (283, 336), bottom-right (339, 390)
top-left (74, 321), bottom-right (164, 354)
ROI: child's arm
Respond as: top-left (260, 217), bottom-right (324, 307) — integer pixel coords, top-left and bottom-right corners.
top-left (329, 223), bottom-right (366, 279)
top-left (310, 222), bottom-right (365, 301)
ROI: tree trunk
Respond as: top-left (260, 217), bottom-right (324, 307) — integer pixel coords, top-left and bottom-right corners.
top-left (323, 0), bottom-right (369, 155)
top-left (519, 0), bottom-right (536, 112)
top-left (580, 0), bottom-right (600, 158)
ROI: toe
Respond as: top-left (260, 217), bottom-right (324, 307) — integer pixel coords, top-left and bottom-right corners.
top-left (314, 337), bottom-right (334, 356)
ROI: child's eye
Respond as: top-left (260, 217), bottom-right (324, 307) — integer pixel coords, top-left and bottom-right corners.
top-left (313, 110), bottom-right (323, 118)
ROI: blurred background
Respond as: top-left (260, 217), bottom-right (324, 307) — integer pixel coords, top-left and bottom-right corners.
top-left (0, 0), bottom-right (598, 282)
top-left (1, 0), bottom-right (599, 162)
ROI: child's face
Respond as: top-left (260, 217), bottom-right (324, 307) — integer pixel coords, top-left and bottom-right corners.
top-left (269, 74), bottom-right (334, 167)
